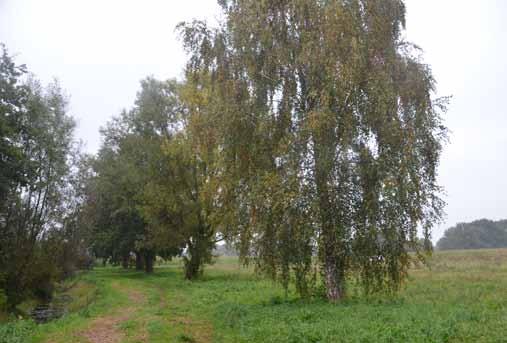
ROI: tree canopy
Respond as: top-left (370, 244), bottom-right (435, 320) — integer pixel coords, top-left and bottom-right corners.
top-left (0, 45), bottom-right (91, 309)
top-left (179, 0), bottom-right (447, 300)
top-left (437, 219), bottom-right (507, 251)
top-left (0, 0), bottom-right (448, 307)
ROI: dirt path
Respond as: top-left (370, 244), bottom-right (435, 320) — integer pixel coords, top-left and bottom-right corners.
top-left (79, 283), bottom-right (147, 343)
top-left (42, 274), bottom-right (213, 343)
top-left (80, 309), bottom-right (134, 343)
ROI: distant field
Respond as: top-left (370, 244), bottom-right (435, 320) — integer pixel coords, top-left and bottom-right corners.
top-left (2, 249), bottom-right (507, 342)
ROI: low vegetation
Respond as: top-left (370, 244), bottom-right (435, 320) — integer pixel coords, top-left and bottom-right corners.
top-left (0, 249), bottom-right (506, 342)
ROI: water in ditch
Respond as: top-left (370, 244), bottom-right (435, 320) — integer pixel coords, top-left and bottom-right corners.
top-left (30, 294), bottom-right (73, 324)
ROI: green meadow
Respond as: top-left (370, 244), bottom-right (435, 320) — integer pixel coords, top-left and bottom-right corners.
top-left (2, 249), bottom-right (507, 343)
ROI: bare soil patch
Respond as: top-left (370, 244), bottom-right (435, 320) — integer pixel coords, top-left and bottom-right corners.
top-left (80, 308), bottom-right (133, 343)
top-left (79, 285), bottom-right (147, 343)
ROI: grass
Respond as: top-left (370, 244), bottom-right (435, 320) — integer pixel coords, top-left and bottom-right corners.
top-left (2, 249), bottom-right (507, 342)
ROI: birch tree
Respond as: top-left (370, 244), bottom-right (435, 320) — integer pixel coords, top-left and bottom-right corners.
top-left (180, 0), bottom-right (447, 301)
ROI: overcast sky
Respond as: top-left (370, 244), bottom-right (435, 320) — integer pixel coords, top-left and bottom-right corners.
top-left (1, 0), bottom-right (506, 241)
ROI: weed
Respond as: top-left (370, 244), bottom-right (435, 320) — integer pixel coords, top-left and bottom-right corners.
top-left (178, 333), bottom-right (196, 342)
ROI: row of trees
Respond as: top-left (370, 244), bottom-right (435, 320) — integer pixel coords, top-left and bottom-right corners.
top-left (83, 0), bottom-right (447, 301)
top-left (437, 219), bottom-right (507, 250)
top-left (0, 45), bottom-right (91, 309)
top-left (1, 0), bottom-right (448, 304)
top-left (83, 78), bottom-right (211, 276)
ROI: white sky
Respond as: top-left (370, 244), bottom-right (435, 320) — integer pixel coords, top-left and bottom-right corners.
top-left (1, 0), bottom-right (506, 241)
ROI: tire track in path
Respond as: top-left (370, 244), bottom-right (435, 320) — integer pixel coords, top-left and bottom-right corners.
top-left (79, 282), bottom-right (147, 343)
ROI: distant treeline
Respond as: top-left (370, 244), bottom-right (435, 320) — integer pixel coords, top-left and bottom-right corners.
top-left (437, 219), bottom-right (507, 250)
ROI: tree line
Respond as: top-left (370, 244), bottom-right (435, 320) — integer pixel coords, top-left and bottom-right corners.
top-left (1, 0), bottom-right (448, 307)
top-left (437, 219), bottom-right (507, 250)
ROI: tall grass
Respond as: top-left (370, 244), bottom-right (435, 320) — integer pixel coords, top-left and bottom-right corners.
top-left (2, 249), bottom-right (507, 342)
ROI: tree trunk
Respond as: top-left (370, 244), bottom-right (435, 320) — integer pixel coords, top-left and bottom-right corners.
top-left (135, 251), bottom-right (144, 271)
top-left (323, 248), bottom-right (344, 302)
top-left (184, 242), bottom-right (200, 280)
top-left (144, 250), bottom-right (154, 273)
top-left (121, 254), bottom-right (129, 269)
top-left (313, 133), bottom-right (345, 302)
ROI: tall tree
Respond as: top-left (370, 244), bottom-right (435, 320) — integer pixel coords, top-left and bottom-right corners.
top-left (0, 44), bottom-right (28, 209)
top-left (180, 0), bottom-right (447, 300)
top-left (0, 74), bottom-right (77, 306)
top-left (86, 78), bottom-right (185, 273)
top-left (140, 78), bottom-right (222, 279)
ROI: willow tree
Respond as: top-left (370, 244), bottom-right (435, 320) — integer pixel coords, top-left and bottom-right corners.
top-left (141, 78), bottom-right (225, 280)
top-left (180, 0), bottom-right (447, 301)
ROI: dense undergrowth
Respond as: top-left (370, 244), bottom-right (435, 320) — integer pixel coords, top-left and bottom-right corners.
top-left (0, 274), bottom-right (98, 343)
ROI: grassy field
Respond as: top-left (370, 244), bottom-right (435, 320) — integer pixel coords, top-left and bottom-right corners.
top-left (2, 249), bottom-right (507, 342)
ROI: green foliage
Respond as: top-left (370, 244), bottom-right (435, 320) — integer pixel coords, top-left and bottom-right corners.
top-left (83, 78), bottom-right (199, 273)
top-left (85, 77), bottom-right (221, 279)
top-left (0, 45), bottom-right (89, 309)
top-left (437, 219), bottom-right (507, 250)
top-left (179, 0), bottom-right (447, 300)
top-left (0, 44), bottom-right (28, 206)
top-left (2, 0), bottom-right (449, 308)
